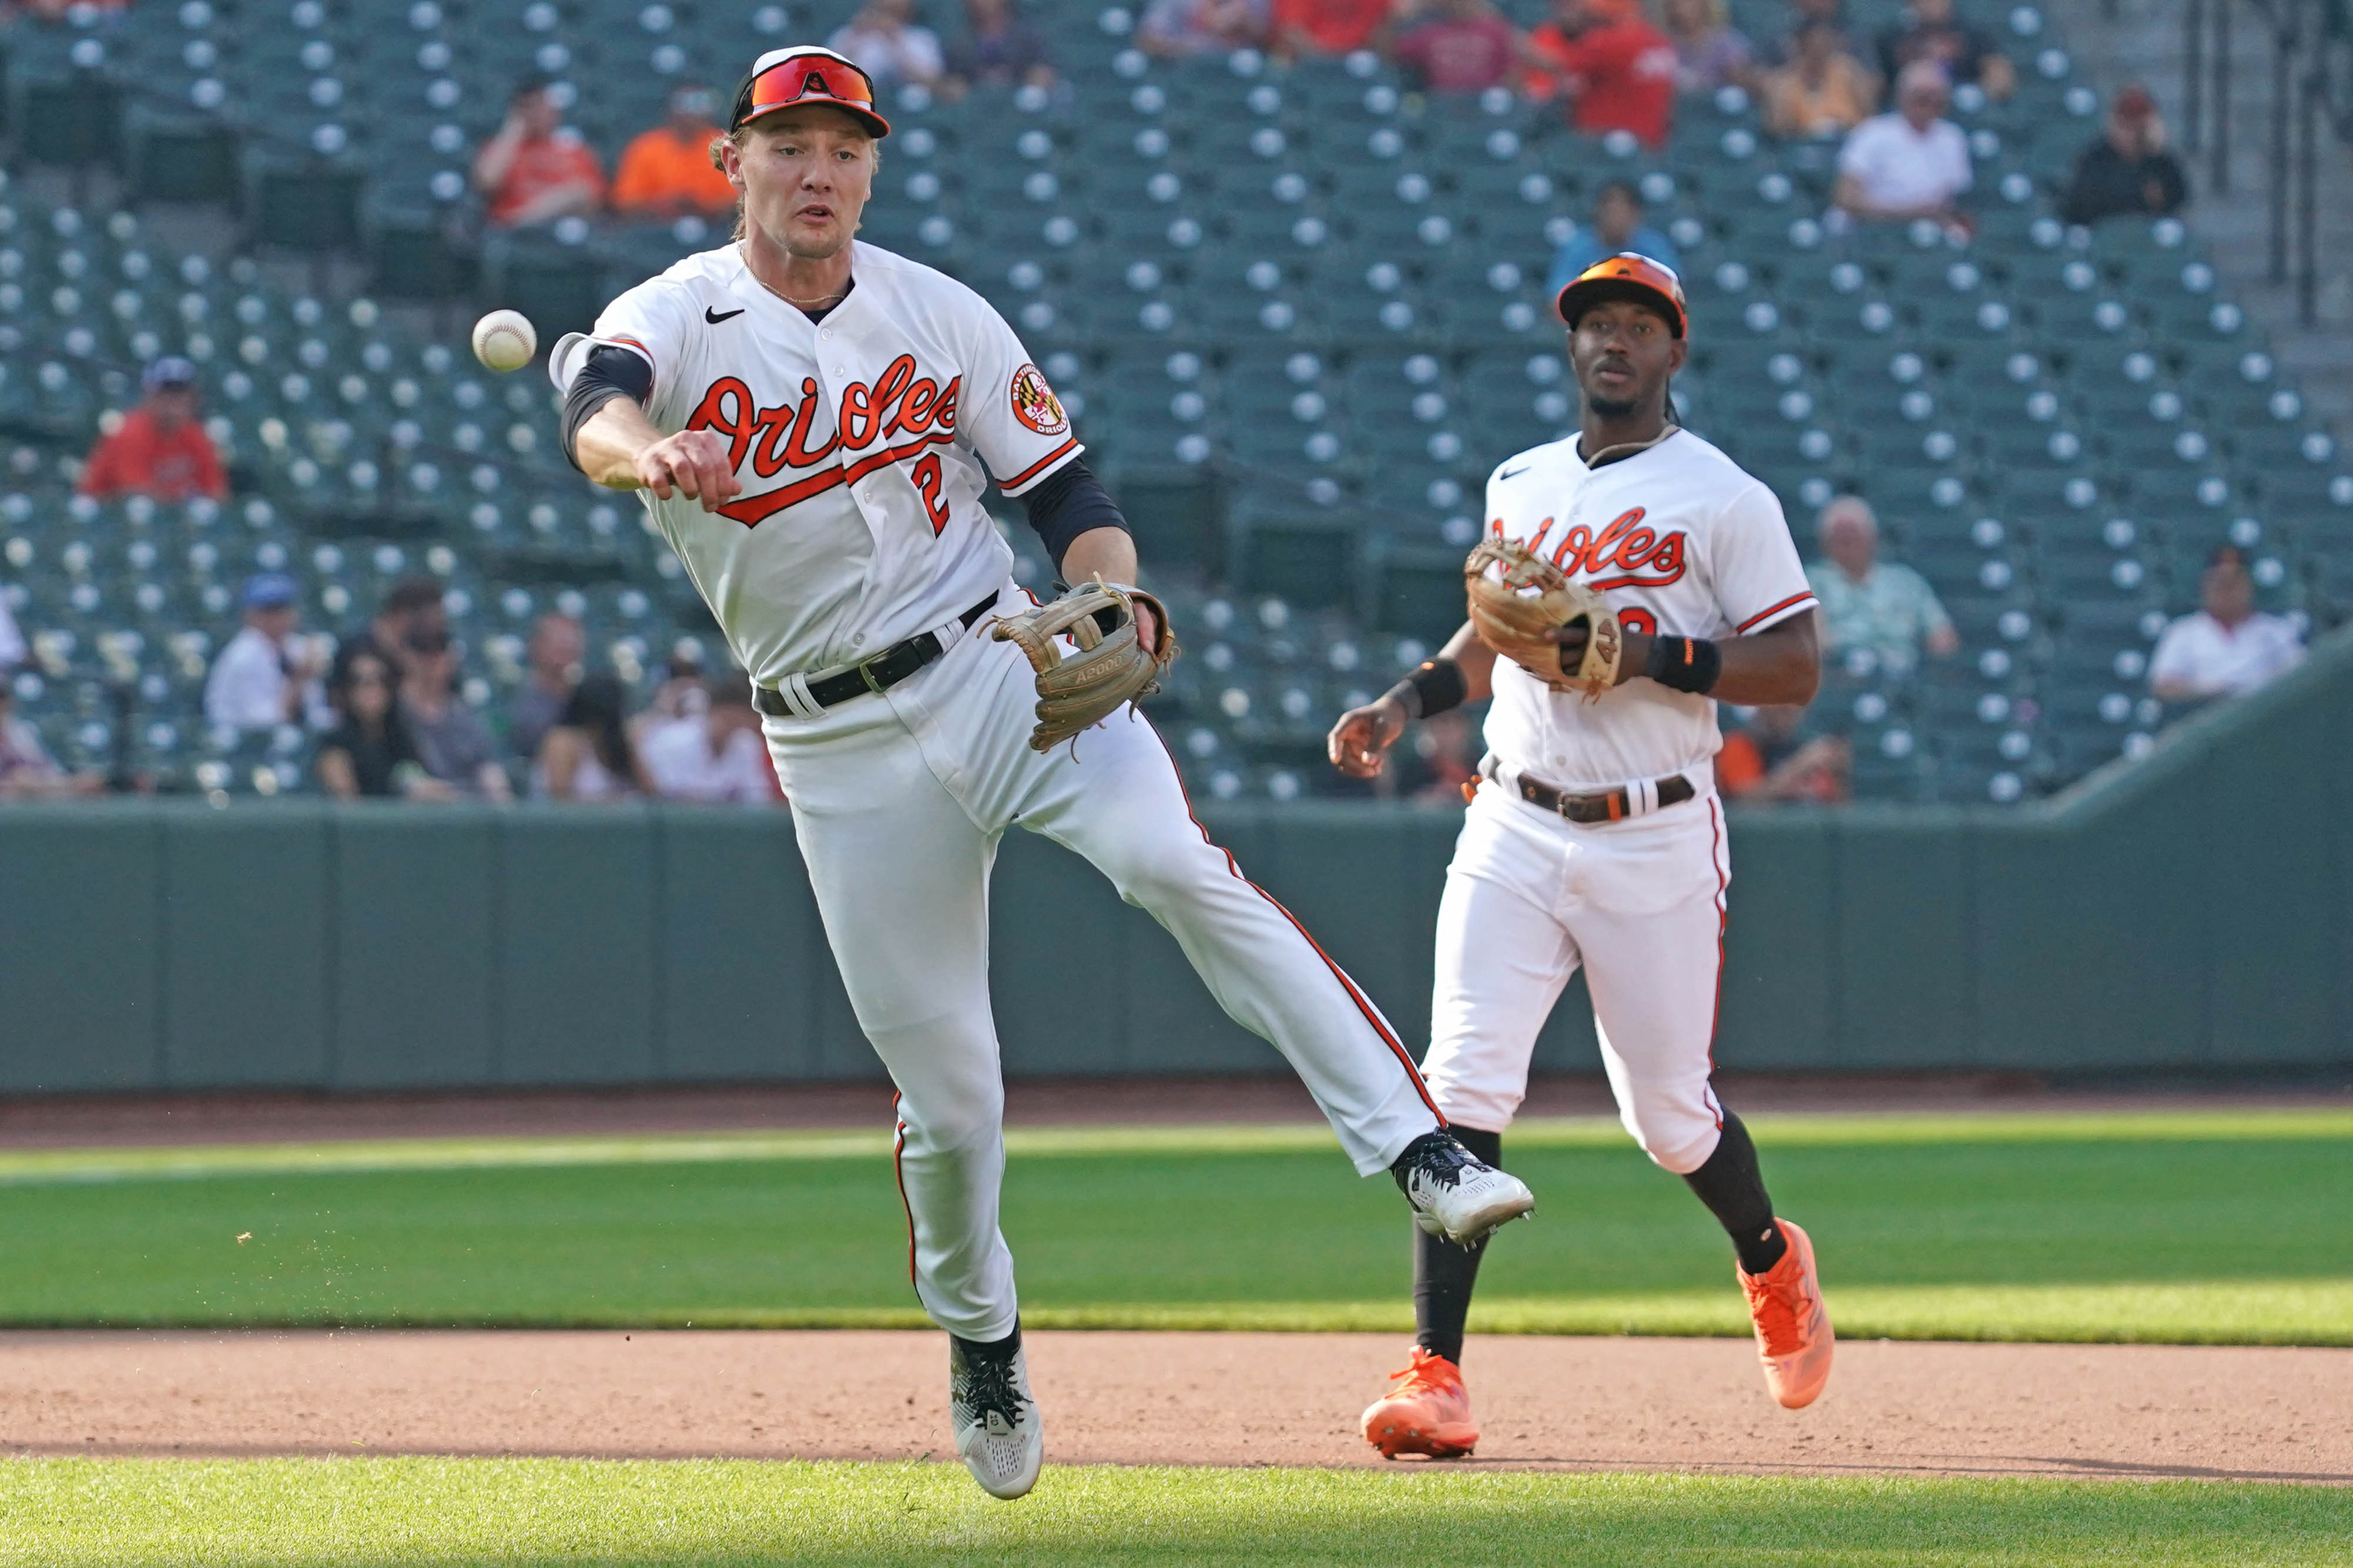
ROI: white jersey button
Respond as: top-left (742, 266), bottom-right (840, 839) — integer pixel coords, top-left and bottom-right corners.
top-left (821, 328), bottom-right (833, 340)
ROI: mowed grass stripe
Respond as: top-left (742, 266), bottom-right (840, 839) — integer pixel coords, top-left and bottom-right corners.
top-left (0, 1458), bottom-right (2345, 1567)
top-left (4, 1107), bottom-right (2349, 1186)
top-left (3, 1116), bottom-right (2346, 1343)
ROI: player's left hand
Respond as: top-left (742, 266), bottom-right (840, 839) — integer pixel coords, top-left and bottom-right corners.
top-left (1554, 623), bottom-right (1651, 687)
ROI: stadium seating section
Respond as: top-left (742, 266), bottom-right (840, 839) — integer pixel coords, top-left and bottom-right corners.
top-left (1, 0), bottom-right (2349, 803)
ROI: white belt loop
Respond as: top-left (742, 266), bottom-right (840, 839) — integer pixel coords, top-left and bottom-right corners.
top-left (780, 671), bottom-right (822, 720)
top-left (1629, 775), bottom-right (1658, 818)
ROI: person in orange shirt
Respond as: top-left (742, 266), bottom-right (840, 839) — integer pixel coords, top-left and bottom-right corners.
top-left (1717, 704), bottom-right (1848, 803)
top-left (79, 357), bottom-right (228, 503)
top-left (472, 76), bottom-right (606, 229)
top-left (611, 85), bottom-right (738, 221)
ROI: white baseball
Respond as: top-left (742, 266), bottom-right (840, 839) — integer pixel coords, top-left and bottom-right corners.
top-left (471, 309), bottom-right (538, 373)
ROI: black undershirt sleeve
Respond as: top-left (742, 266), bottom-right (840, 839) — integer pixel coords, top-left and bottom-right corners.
top-left (561, 345), bottom-right (656, 471)
top-left (1020, 458), bottom-right (1126, 573)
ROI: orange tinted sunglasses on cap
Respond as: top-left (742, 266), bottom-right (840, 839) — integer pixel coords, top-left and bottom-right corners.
top-left (1556, 252), bottom-right (1689, 339)
top-left (730, 46), bottom-right (892, 137)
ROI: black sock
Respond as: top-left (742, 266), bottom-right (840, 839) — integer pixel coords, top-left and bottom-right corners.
top-left (1412, 1126), bottom-right (1502, 1364)
top-left (1681, 1109), bottom-right (1787, 1276)
top-left (952, 1323), bottom-right (1021, 1361)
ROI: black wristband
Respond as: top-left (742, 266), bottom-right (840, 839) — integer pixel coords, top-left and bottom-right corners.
top-left (1645, 634), bottom-right (1722, 695)
top-left (1387, 657), bottom-right (1467, 720)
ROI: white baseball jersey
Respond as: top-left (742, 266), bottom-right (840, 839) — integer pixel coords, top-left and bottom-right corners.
top-left (551, 241), bottom-right (1082, 685)
top-left (1480, 427), bottom-right (1815, 792)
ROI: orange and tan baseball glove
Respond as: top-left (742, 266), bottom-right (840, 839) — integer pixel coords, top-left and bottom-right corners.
top-left (1464, 537), bottom-right (1623, 701)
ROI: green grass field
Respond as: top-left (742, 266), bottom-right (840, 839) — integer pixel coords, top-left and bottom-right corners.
top-left (1, 1459), bottom-right (2348, 1567)
top-left (1, 1108), bottom-right (2346, 1344)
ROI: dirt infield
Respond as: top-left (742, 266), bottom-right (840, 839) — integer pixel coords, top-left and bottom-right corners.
top-left (4, 1329), bottom-right (2347, 1483)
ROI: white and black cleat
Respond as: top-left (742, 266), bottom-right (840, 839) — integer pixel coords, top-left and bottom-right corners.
top-left (949, 1333), bottom-right (1043, 1500)
top-left (1393, 1130), bottom-right (1536, 1245)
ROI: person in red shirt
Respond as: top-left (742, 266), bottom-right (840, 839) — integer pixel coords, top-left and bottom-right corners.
top-left (79, 357), bottom-right (228, 503)
top-left (1274, 0), bottom-right (1395, 56)
top-left (1521, 0), bottom-right (1680, 146)
top-left (1386, 0), bottom-right (1520, 93)
top-left (472, 77), bottom-right (606, 229)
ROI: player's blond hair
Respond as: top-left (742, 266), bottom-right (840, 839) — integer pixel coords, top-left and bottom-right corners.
top-left (709, 120), bottom-right (881, 244)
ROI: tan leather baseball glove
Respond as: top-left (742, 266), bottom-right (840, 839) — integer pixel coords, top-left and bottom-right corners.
top-left (1464, 537), bottom-right (1623, 701)
top-left (992, 579), bottom-right (1179, 751)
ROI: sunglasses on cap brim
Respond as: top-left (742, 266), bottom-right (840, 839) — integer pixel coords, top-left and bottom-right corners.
top-left (732, 54), bottom-right (891, 136)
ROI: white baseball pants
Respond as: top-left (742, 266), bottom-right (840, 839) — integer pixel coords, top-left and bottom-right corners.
top-left (1419, 775), bottom-right (1731, 1174)
top-left (762, 582), bottom-right (1443, 1342)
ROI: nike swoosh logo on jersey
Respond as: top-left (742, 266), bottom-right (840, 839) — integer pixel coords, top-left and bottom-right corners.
top-left (1498, 464), bottom-right (1531, 480)
top-left (705, 307), bottom-right (746, 324)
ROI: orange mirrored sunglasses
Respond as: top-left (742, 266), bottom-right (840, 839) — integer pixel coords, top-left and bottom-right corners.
top-left (733, 51), bottom-right (891, 136)
top-left (1557, 253), bottom-right (1689, 339)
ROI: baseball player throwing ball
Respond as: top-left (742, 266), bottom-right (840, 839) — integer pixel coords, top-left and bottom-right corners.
top-left (1329, 254), bottom-right (1834, 1459)
top-left (553, 46), bottom-right (1534, 1499)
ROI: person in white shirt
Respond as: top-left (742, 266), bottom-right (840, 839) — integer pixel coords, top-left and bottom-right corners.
top-left (555, 45), bottom-right (1527, 1499)
top-left (1330, 253), bottom-right (1835, 1455)
top-left (639, 671), bottom-right (782, 805)
top-left (827, 0), bottom-right (946, 85)
top-left (0, 590), bottom-right (25, 672)
top-left (1834, 59), bottom-right (1972, 228)
top-left (2149, 544), bottom-right (2304, 702)
top-left (203, 573), bottom-right (327, 733)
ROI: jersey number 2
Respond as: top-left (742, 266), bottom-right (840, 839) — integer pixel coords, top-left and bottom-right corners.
top-left (911, 452), bottom-right (951, 535)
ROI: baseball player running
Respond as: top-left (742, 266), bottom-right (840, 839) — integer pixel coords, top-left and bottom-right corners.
top-left (552, 46), bottom-right (1533, 1499)
top-left (1328, 254), bottom-right (1834, 1459)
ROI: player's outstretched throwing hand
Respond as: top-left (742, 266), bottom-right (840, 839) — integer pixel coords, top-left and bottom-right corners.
top-left (1328, 695), bottom-right (1409, 780)
top-left (633, 428), bottom-right (743, 512)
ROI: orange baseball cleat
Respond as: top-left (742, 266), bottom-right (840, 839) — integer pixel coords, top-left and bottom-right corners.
top-left (1739, 1217), bottom-right (1835, 1409)
top-left (1360, 1347), bottom-right (1480, 1459)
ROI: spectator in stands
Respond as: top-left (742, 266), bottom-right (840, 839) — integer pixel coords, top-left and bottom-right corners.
top-left (1410, 709), bottom-right (1481, 805)
top-left (1384, 0), bottom-right (1518, 92)
top-left (1876, 0), bottom-right (2011, 102)
top-left (203, 573), bottom-right (327, 734)
top-left (1141, 0), bottom-right (1269, 58)
top-left (0, 681), bottom-right (99, 799)
top-left (317, 649), bottom-right (450, 800)
top-left (1761, 16), bottom-right (1878, 138)
top-left (640, 672), bottom-right (782, 805)
top-left (830, 0), bottom-right (948, 84)
top-left (1521, 0), bottom-right (1680, 146)
top-left (0, 590), bottom-right (25, 673)
top-left (943, 0), bottom-right (1057, 89)
top-left (472, 77), bottom-right (605, 230)
top-left (1758, 0), bottom-right (1852, 68)
top-left (1833, 61), bottom-right (1972, 232)
top-left (78, 358), bottom-right (227, 505)
top-left (1804, 495), bottom-right (1958, 677)
top-left (611, 85), bottom-right (736, 221)
top-left (2061, 84), bottom-right (2188, 226)
top-left (401, 628), bottom-right (513, 801)
top-left (508, 610), bottom-right (585, 761)
top-left (1717, 704), bottom-right (1848, 803)
top-left (1661, 0), bottom-right (1752, 95)
top-left (1545, 180), bottom-right (1680, 301)
top-left (535, 673), bottom-right (653, 801)
top-left (1272, 0), bottom-right (1390, 58)
top-left (2148, 545), bottom-right (2304, 703)
top-left (334, 576), bottom-right (449, 689)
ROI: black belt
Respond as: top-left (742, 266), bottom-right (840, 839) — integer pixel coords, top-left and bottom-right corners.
top-left (753, 594), bottom-right (998, 718)
top-left (1499, 764), bottom-right (1696, 824)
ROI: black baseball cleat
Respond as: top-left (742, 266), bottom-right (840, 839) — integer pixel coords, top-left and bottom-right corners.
top-left (948, 1330), bottom-right (1043, 1499)
top-left (1392, 1130), bottom-right (1536, 1245)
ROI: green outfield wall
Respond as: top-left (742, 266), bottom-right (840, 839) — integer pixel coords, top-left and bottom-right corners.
top-left (2, 626), bottom-right (2348, 1093)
